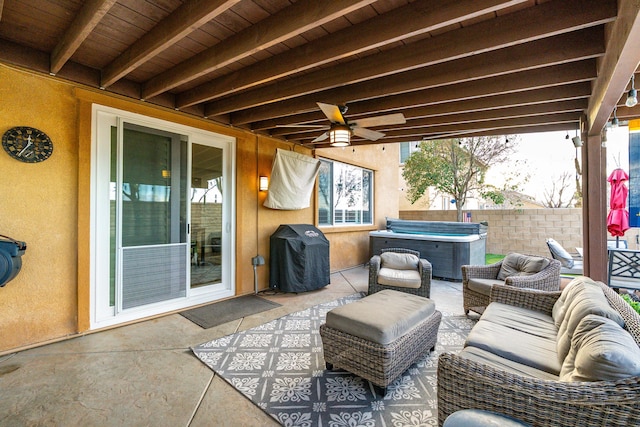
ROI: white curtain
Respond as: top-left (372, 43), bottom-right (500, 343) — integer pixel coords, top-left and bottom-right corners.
top-left (264, 149), bottom-right (321, 210)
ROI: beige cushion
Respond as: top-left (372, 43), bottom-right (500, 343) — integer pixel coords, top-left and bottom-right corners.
top-left (325, 289), bottom-right (436, 345)
top-left (378, 267), bottom-right (422, 288)
top-left (465, 319), bottom-right (561, 374)
top-left (556, 283), bottom-right (624, 363)
top-left (497, 253), bottom-right (550, 281)
top-left (467, 278), bottom-right (503, 296)
top-left (380, 252), bottom-right (419, 270)
top-left (560, 314), bottom-right (640, 382)
top-left (552, 277), bottom-right (597, 327)
top-left (460, 346), bottom-right (559, 381)
top-left (482, 302), bottom-right (558, 340)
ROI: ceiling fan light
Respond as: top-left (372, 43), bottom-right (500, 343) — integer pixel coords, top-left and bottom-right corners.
top-left (329, 125), bottom-right (351, 147)
top-left (626, 88), bottom-right (637, 107)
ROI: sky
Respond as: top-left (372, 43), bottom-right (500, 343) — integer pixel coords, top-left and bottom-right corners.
top-left (485, 127), bottom-right (630, 203)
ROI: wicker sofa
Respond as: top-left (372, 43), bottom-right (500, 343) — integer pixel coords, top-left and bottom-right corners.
top-left (438, 277), bottom-right (640, 426)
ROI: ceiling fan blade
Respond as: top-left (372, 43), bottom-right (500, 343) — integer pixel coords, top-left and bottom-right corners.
top-left (350, 113), bottom-right (406, 128)
top-left (317, 102), bottom-right (346, 124)
top-left (352, 127), bottom-right (385, 141)
top-left (312, 132), bottom-right (329, 143)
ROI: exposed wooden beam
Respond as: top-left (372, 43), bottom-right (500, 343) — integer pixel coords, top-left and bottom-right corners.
top-left (100, 0), bottom-right (240, 88)
top-left (277, 99), bottom-right (586, 139)
top-left (141, 0), bottom-right (377, 100)
top-left (176, 0), bottom-right (528, 108)
top-left (0, 0), bottom-right (5, 21)
top-left (231, 50), bottom-right (596, 124)
top-left (337, 123), bottom-right (574, 147)
top-left (295, 112), bottom-right (580, 143)
top-left (50, 0), bottom-right (118, 75)
top-left (587, 0), bottom-right (640, 135)
top-left (204, 0), bottom-right (615, 116)
top-left (256, 82), bottom-right (592, 131)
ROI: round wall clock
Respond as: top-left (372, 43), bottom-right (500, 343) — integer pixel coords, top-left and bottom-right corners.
top-left (2, 126), bottom-right (54, 163)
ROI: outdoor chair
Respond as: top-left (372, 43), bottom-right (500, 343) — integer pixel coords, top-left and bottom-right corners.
top-left (368, 247), bottom-right (431, 298)
top-left (462, 252), bottom-right (561, 315)
top-left (546, 238), bottom-right (583, 274)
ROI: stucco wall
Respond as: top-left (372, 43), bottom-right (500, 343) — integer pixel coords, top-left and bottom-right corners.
top-left (0, 64), bottom-right (395, 353)
top-left (0, 66), bottom-right (79, 350)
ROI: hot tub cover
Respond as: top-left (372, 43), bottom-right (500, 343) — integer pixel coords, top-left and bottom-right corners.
top-left (269, 224), bottom-right (330, 292)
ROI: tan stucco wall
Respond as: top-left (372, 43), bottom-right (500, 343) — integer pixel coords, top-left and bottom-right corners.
top-left (0, 66), bottom-right (79, 350)
top-left (0, 64), bottom-right (398, 353)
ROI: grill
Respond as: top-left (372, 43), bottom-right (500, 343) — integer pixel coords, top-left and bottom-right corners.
top-left (269, 224), bottom-right (330, 293)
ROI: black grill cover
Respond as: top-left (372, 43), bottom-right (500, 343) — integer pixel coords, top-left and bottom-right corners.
top-left (269, 224), bottom-right (330, 292)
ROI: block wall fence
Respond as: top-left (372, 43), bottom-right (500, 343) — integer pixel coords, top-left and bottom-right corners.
top-left (400, 208), bottom-right (584, 257)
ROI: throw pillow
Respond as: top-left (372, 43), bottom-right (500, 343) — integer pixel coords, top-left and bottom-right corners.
top-left (497, 253), bottom-right (550, 281)
top-left (546, 238), bottom-right (575, 268)
top-left (380, 252), bottom-right (419, 270)
top-left (560, 314), bottom-right (640, 382)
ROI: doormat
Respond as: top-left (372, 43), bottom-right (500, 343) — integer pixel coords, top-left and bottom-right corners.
top-left (180, 295), bottom-right (282, 329)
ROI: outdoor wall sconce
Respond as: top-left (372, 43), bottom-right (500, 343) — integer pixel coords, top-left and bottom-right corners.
top-left (259, 176), bottom-right (269, 191)
top-left (329, 124), bottom-right (351, 147)
top-left (626, 75), bottom-right (637, 108)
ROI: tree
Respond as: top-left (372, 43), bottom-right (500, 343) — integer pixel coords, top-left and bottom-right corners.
top-left (402, 136), bottom-right (517, 221)
top-left (543, 171), bottom-right (575, 208)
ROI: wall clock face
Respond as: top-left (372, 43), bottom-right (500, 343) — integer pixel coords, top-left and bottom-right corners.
top-left (2, 126), bottom-right (54, 163)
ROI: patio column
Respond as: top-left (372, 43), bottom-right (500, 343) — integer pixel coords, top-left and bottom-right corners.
top-left (582, 130), bottom-right (608, 282)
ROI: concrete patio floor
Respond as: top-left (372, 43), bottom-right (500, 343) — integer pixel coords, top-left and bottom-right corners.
top-left (0, 266), bottom-right (466, 427)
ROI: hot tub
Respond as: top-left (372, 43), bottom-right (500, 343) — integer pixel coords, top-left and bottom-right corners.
top-left (369, 219), bottom-right (487, 281)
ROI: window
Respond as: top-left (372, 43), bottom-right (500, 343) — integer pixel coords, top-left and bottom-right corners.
top-left (400, 141), bottom-right (421, 164)
top-left (318, 158), bottom-right (373, 226)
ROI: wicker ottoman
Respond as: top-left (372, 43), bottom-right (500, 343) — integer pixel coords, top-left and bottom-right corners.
top-left (319, 289), bottom-right (442, 393)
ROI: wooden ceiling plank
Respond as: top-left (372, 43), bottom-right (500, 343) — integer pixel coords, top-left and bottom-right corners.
top-left (141, 0), bottom-right (378, 100)
top-left (204, 0), bottom-right (615, 116)
top-left (277, 99), bottom-right (587, 139)
top-left (253, 83), bottom-right (592, 130)
top-left (100, 0), bottom-right (241, 88)
top-left (176, 0), bottom-right (529, 108)
top-left (229, 41), bottom-right (599, 125)
top-left (50, 0), bottom-right (118, 75)
top-left (587, 0), bottom-right (640, 135)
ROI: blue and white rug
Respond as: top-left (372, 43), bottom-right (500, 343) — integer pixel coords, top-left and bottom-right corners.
top-left (192, 293), bottom-right (475, 427)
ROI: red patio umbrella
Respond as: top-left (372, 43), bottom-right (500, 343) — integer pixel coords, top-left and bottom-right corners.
top-left (607, 168), bottom-right (630, 247)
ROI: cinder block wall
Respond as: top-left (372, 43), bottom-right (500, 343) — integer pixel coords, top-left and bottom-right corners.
top-left (399, 208), bottom-right (583, 257)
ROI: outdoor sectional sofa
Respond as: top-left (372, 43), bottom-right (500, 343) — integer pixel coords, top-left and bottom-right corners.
top-left (437, 277), bottom-right (640, 426)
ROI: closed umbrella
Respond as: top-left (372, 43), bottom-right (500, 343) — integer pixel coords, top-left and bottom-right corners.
top-left (607, 168), bottom-right (630, 247)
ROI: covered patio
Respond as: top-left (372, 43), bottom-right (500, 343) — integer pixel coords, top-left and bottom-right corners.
top-left (1, 0), bottom-right (637, 281)
top-left (1, 1), bottom-right (640, 424)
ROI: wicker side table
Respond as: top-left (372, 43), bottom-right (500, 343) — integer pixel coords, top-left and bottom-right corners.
top-left (319, 289), bottom-right (442, 394)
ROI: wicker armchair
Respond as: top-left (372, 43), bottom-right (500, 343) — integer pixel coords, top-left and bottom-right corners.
top-left (462, 253), bottom-right (561, 315)
top-left (438, 282), bottom-right (640, 427)
top-left (368, 247), bottom-right (431, 298)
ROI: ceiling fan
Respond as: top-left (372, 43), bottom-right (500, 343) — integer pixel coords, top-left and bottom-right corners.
top-left (279, 102), bottom-right (406, 146)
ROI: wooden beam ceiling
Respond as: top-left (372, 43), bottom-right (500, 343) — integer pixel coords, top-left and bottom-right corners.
top-left (0, 0), bottom-right (636, 145)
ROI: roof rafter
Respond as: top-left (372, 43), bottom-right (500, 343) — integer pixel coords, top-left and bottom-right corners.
top-left (230, 33), bottom-right (602, 125)
top-left (50, 0), bottom-right (118, 75)
top-left (141, 0), bottom-right (377, 100)
top-left (100, 0), bottom-right (241, 88)
top-left (176, 0), bottom-right (528, 108)
top-left (205, 0), bottom-right (615, 116)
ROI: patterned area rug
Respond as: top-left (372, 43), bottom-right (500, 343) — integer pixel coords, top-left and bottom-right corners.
top-left (192, 293), bottom-right (475, 426)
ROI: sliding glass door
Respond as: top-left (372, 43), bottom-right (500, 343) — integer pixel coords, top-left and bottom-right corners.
top-left (92, 106), bottom-right (235, 328)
